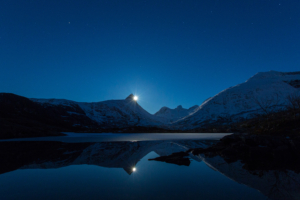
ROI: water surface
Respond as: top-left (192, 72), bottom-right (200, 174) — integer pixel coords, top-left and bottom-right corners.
top-left (0, 133), bottom-right (298, 200)
top-left (0, 132), bottom-right (230, 143)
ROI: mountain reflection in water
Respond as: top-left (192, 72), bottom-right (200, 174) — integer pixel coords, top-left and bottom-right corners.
top-left (0, 140), bottom-right (213, 175)
top-left (0, 139), bottom-right (299, 200)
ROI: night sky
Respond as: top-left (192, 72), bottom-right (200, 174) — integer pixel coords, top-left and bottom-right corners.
top-left (1, 0), bottom-right (299, 113)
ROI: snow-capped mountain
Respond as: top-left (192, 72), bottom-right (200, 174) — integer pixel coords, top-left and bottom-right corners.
top-left (175, 71), bottom-right (300, 129)
top-left (2, 70), bottom-right (300, 135)
top-left (31, 94), bottom-right (165, 129)
top-left (154, 105), bottom-right (199, 123)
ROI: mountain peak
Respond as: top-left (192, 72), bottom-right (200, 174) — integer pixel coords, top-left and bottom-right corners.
top-left (189, 105), bottom-right (199, 110)
top-left (125, 94), bottom-right (134, 101)
top-left (176, 105), bottom-right (183, 109)
top-left (154, 104), bottom-right (200, 123)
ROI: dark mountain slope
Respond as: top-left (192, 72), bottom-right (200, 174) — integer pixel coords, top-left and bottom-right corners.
top-left (0, 93), bottom-right (99, 139)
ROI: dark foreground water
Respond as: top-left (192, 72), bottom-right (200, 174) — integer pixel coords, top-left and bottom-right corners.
top-left (0, 133), bottom-right (298, 200)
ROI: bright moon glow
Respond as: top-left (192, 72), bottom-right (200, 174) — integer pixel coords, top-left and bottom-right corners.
top-left (132, 167), bottom-right (136, 172)
top-left (133, 96), bottom-right (138, 101)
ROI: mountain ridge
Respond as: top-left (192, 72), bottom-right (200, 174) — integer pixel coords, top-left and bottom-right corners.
top-left (1, 70), bottom-right (300, 138)
top-left (154, 104), bottom-right (199, 123)
top-left (31, 93), bottom-right (165, 129)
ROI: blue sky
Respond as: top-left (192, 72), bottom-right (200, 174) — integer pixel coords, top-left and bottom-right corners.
top-left (1, 0), bottom-right (299, 113)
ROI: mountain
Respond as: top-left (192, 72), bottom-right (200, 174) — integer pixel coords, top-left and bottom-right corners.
top-left (0, 93), bottom-right (97, 138)
top-left (0, 93), bottom-right (169, 139)
top-left (1, 93), bottom-right (198, 139)
top-left (154, 105), bottom-right (199, 123)
top-left (1, 71), bottom-right (300, 137)
top-left (31, 94), bottom-right (164, 129)
top-left (174, 71), bottom-right (300, 129)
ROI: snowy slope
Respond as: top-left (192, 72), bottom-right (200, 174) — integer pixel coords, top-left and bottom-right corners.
top-left (31, 94), bottom-right (165, 128)
top-left (154, 105), bottom-right (199, 123)
top-left (175, 71), bottom-right (300, 129)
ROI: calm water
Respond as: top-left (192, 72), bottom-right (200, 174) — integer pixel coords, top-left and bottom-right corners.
top-left (0, 133), bottom-right (298, 200)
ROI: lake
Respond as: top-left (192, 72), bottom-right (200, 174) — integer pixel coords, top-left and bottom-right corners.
top-left (0, 133), bottom-right (298, 200)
